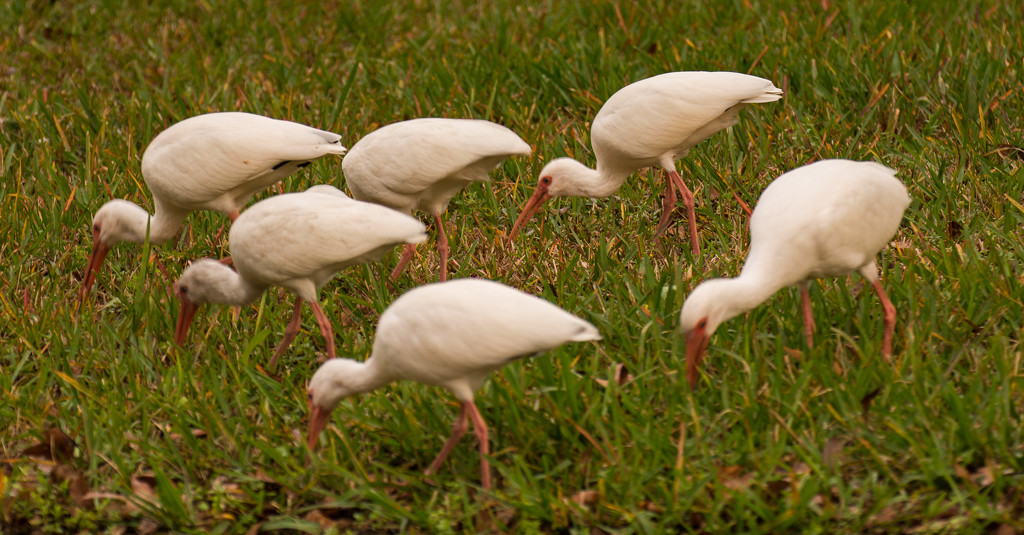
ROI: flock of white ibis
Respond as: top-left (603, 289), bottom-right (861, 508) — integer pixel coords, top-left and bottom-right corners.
top-left (79, 71), bottom-right (910, 490)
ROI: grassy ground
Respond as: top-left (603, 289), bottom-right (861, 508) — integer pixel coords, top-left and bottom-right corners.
top-left (2, 0), bottom-right (1023, 532)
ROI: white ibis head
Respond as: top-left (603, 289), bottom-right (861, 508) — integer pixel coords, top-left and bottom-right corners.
top-left (678, 279), bottom-right (737, 389)
top-left (81, 200), bottom-right (148, 301)
top-left (172, 259), bottom-right (234, 347)
top-left (509, 157), bottom-right (593, 238)
top-left (306, 359), bottom-right (365, 450)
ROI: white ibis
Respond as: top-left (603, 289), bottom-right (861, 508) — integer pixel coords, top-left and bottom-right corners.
top-left (678, 159), bottom-right (910, 388)
top-left (173, 185), bottom-right (427, 369)
top-left (342, 118), bottom-right (531, 281)
top-left (509, 71), bottom-right (782, 254)
top-left (81, 112), bottom-right (347, 301)
top-left (306, 278), bottom-right (601, 490)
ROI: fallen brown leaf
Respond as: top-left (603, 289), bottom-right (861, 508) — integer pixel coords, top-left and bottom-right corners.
top-left (131, 474), bottom-right (160, 508)
top-left (212, 475), bottom-right (245, 497)
top-left (51, 464), bottom-right (91, 509)
top-left (568, 489), bottom-right (600, 506)
top-left (860, 387), bottom-right (882, 419)
top-left (304, 509), bottom-right (334, 529)
top-left (302, 500), bottom-right (357, 530)
top-left (591, 363), bottom-right (635, 388)
top-left (138, 518), bottom-right (161, 535)
top-left (954, 460), bottom-right (1014, 488)
top-left (783, 347), bottom-right (804, 361)
top-left (765, 478), bottom-right (790, 497)
top-left (21, 427), bottom-right (77, 465)
top-left (994, 524), bottom-right (1017, 535)
top-left (974, 464), bottom-right (997, 487)
top-left (718, 465), bottom-right (754, 491)
top-left (637, 500), bottom-right (664, 513)
top-left (823, 437), bottom-right (845, 470)
top-left (953, 463), bottom-right (971, 482)
top-left (867, 503), bottom-right (901, 526)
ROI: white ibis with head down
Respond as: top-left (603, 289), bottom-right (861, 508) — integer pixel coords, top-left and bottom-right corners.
top-left (173, 185), bottom-right (426, 369)
top-left (510, 71), bottom-right (782, 254)
top-left (81, 112), bottom-right (346, 301)
top-left (306, 278), bottom-right (601, 490)
top-left (678, 159), bottom-right (910, 388)
top-left (342, 118), bottom-right (531, 281)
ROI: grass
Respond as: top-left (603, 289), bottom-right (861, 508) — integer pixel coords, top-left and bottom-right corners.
top-left (2, 0), bottom-right (1023, 532)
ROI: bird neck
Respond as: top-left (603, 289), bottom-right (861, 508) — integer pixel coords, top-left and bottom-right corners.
top-left (587, 163), bottom-right (632, 198)
top-left (214, 273), bottom-right (265, 307)
top-left (552, 159), bottom-right (630, 199)
top-left (191, 262), bottom-right (266, 306)
top-left (148, 198), bottom-right (189, 244)
top-left (737, 248), bottom-right (808, 297)
top-left (109, 199), bottom-right (186, 245)
top-left (712, 274), bottom-right (782, 325)
top-left (341, 357), bottom-right (395, 396)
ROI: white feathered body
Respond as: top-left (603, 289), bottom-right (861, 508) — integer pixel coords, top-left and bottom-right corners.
top-left (227, 186), bottom-right (427, 301)
top-left (343, 118), bottom-right (531, 215)
top-left (368, 279), bottom-right (600, 401)
top-left (590, 71), bottom-right (783, 180)
top-left (143, 112), bottom-right (346, 215)
top-left (678, 159), bottom-right (910, 336)
top-left (742, 159), bottom-right (910, 287)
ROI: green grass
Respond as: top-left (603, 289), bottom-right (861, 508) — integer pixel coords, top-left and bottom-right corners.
top-left (2, 0), bottom-right (1023, 532)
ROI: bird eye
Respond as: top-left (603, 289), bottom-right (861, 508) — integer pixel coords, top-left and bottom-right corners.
top-left (179, 285), bottom-right (188, 295)
top-left (541, 176), bottom-right (552, 185)
top-left (93, 223), bottom-right (100, 232)
top-left (697, 318), bottom-right (708, 329)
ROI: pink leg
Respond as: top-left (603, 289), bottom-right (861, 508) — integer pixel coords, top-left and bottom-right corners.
top-left (309, 301), bottom-right (336, 360)
top-left (465, 401), bottom-right (491, 490)
top-left (434, 212), bottom-right (449, 282)
top-left (268, 298), bottom-right (303, 370)
top-left (426, 403), bottom-right (470, 477)
top-left (655, 171), bottom-right (678, 236)
top-left (390, 243), bottom-right (418, 281)
top-left (664, 170), bottom-right (700, 255)
top-left (871, 279), bottom-right (896, 360)
top-left (732, 191), bottom-right (753, 220)
top-left (800, 283), bottom-right (815, 348)
top-left (210, 210), bottom-right (239, 257)
top-left (210, 224), bottom-right (227, 253)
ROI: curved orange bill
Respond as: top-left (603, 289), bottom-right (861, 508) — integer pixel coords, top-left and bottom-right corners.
top-left (307, 403), bottom-right (333, 450)
top-left (685, 325), bottom-right (711, 389)
top-left (79, 228), bottom-right (110, 302)
top-left (508, 186), bottom-right (551, 240)
top-left (174, 294), bottom-right (200, 347)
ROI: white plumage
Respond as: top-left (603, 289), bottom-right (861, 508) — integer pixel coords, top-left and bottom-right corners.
top-left (81, 112), bottom-right (346, 300)
top-left (306, 278), bottom-right (601, 490)
top-left (342, 118), bottom-right (531, 281)
top-left (173, 185), bottom-right (427, 369)
top-left (510, 71), bottom-right (782, 254)
top-left (678, 159), bottom-right (911, 388)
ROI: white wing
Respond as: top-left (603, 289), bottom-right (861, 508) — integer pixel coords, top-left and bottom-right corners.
top-left (143, 112), bottom-right (346, 213)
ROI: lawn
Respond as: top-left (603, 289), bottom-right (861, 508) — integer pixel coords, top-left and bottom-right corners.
top-left (2, 0), bottom-right (1023, 533)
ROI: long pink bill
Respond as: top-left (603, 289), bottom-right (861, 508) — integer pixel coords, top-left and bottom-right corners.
top-left (508, 186), bottom-right (551, 240)
top-left (79, 228), bottom-right (111, 303)
top-left (306, 402), bottom-right (332, 450)
top-left (173, 294), bottom-right (200, 347)
top-left (685, 325), bottom-right (711, 389)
